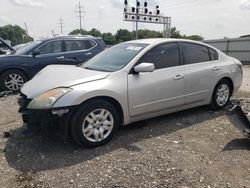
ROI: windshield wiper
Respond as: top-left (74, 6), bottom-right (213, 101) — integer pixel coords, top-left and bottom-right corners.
top-left (84, 67), bottom-right (95, 70)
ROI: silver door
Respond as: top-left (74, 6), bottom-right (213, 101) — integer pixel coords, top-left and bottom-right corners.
top-left (128, 42), bottom-right (185, 117)
top-left (181, 42), bottom-right (219, 105)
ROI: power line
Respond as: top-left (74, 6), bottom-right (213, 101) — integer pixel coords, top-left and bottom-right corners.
top-left (58, 17), bottom-right (64, 34)
top-left (75, 1), bottom-right (86, 30)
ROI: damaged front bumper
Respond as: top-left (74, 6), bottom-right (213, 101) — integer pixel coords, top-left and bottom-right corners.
top-left (226, 102), bottom-right (250, 137)
top-left (18, 93), bottom-right (76, 139)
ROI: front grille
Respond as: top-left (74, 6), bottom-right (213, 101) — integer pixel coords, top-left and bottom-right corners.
top-left (18, 93), bottom-right (32, 112)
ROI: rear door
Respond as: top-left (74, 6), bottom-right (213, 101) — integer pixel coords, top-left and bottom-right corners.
top-left (128, 42), bottom-right (185, 117)
top-left (62, 39), bottom-right (98, 65)
top-left (181, 42), bottom-right (219, 105)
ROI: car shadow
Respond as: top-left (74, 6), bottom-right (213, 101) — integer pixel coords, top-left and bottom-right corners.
top-left (5, 106), bottom-right (223, 172)
top-left (223, 138), bottom-right (250, 151)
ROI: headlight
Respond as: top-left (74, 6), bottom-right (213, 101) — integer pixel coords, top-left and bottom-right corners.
top-left (27, 88), bottom-right (72, 109)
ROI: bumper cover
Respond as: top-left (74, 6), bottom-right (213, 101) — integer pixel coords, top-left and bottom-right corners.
top-left (18, 93), bottom-right (76, 139)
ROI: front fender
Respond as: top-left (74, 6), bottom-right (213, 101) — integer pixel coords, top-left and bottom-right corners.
top-left (53, 71), bottom-right (130, 124)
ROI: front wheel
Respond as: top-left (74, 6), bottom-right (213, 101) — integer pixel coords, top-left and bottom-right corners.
top-left (210, 79), bottom-right (232, 110)
top-left (71, 99), bottom-right (120, 148)
top-left (0, 70), bottom-right (27, 91)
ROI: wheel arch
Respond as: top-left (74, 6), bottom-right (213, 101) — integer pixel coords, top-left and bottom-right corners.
top-left (66, 95), bottom-right (125, 140)
top-left (217, 77), bottom-right (234, 95)
top-left (0, 67), bottom-right (29, 80)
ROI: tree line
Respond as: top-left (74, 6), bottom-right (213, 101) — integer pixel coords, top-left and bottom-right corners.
top-left (69, 27), bottom-right (204, 45)
top-left (0, 25), bottom-right (203, 46)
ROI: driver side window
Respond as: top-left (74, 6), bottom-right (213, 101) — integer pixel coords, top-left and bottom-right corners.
top-left (139, 42), bottom-right (180, 69)
top-left (38, 41), bottom-right (62, 55)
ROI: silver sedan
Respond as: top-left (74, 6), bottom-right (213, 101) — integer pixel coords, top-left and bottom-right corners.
top-left (19, 38), bottom-right (243, 147)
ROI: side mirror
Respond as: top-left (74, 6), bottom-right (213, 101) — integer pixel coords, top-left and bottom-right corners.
top-left (32, 49), bottom-right (40, 57)
top-left (133, 63), bottom-right (155, 73)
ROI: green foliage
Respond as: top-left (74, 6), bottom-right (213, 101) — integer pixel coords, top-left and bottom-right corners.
top-left (183, 35), bottom-right (204, 41)
top-left (170, 27), bottom-right (204, 41)
top-left (69, 29), bottom-right (89, 35)
top-left (137, 29), bottom-right (163, 39)
top-left (69, 28), bottom-right (102, 38)
top-left (68, 27), bottom-right (204, 45)
top-left (102, 32), bottom-right (116, 45)
top-left (0, 25), bottom-right (33, 46)
top-left (88, 28), bottom-right (102, 37)
top-left (114, 29), bottom-right (134, 43)
top-left (170, 27), bottom-right (182, 38)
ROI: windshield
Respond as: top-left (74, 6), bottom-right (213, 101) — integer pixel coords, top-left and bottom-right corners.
top-left (83, 43), bottom-right (148, 72)
top-left (15, 41), bottom-right (42, 55)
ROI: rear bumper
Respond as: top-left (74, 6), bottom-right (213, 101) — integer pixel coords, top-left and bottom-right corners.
top-left (18, 94), bottom-right (76, 139)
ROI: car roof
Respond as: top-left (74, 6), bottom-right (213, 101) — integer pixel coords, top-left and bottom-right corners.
top-left (40, 35), bottom-right (99, 43)
top-left (125, 38), bottom-right (208, 46)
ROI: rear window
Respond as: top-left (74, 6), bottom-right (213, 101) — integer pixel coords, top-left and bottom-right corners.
top-left (65, 40), bottom-right (96, 52)
top-left (182, 43), bottom-right (210, 64)
top-left (209, 48), bottom-right (218, 61)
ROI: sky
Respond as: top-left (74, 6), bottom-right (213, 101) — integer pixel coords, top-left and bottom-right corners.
top-left (0, 0), bottom-right (250, 40)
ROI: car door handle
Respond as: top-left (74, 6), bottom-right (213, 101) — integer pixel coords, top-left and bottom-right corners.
top-left (56, 56), bottom-right (65, 60)
top-left (173, 75), bottom-right (184, 80)
top-left (212, 66), bottom-right (220, 71)
top-left (86, 52), bottom-right (92, 56)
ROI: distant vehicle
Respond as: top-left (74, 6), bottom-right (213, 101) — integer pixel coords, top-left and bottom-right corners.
top-left (0, 35), bottom-right (106, 91)
top-left (13, 42), bottom-right (31, 51)
top-left (19, 38), bottom-right (243, 147)
top-left (0, 38), bottom-right (14, 55)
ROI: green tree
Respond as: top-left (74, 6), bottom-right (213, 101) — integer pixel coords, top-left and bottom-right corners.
top-left (137, 29), bottom-right (163, 39)
top-left (88, 28), bottom-right (102, 37)
top-left (114, 29), bottom-right (133, 43)
top-left (69, 29), bottom-right (89, 35)
top-left (183, 35), bottom-right (204, 41)
top-left (102, 32), bottom-right (116, 45)
top-left (0, 25), bottom-right (33, 46)
top-left (170, 27), bottom-right (182, 39)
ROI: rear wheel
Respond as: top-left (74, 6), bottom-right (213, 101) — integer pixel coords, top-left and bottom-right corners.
top-left (210, 79), bottom-right (232, 110)
top-left (71, 99), bottom-right (120, 148)
top-left (0, 70), bottom-right (27, 91)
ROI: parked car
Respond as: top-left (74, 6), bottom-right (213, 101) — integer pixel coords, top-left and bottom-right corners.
top-left (0, 35), bottom-right (106, 91)
top-left (13, 42), bottom-right (31, 51)
top-left (18, 38), bottom-right (243, 147)
top-left (0, 38), bottom-right (14, 55)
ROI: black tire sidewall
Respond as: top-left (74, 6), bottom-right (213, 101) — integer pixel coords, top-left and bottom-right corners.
top-left (211, 79), bottom-right (232, 110)
top-left (71, 99), bottom-right (120, 148)
top-left (0, 70), bottom-right (27, 91)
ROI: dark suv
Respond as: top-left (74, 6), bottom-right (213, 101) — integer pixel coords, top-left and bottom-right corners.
top-left (0, 35), bottom-right (106, 91)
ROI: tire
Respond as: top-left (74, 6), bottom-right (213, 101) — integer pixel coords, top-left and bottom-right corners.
top-left (71, 99), bottom-right (120, 148)
top-left (210, 79), bottom-right (232, 110)
top-left (0, 70), bottom-right (27, 91)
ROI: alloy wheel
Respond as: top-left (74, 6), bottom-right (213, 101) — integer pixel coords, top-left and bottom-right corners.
top-left (82, 109), bottom-right (114, 142)
top-left (216, 83), bottom-right (230, 106)
top-left (4, 73), bottom-right (24, 91)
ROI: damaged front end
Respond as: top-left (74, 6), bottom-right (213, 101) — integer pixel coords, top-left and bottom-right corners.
top-left (226, 102), bottom-right (250, 138)
top-left (18, 93), bottom-right (75, 140)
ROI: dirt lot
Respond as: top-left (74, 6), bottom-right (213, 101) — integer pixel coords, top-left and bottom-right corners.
top-left (0, 66), bottom-right (250, 188)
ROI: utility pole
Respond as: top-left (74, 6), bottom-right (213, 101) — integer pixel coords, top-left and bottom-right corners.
top-left (75, 1), bottom-right (85, 30)
top-left (135, 0), bottom-right (139, 39)
top-left (24, 22), bottom-right (29, 36)
top-left (58, 17), bottom-right (64, 34)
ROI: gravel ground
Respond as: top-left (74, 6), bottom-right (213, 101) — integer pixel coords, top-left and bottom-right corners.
top-left (0, 66), bottom-right (250, 188)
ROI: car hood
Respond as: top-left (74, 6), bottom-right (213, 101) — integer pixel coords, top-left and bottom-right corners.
top-left (21, 65), bottom-right (110, 98)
